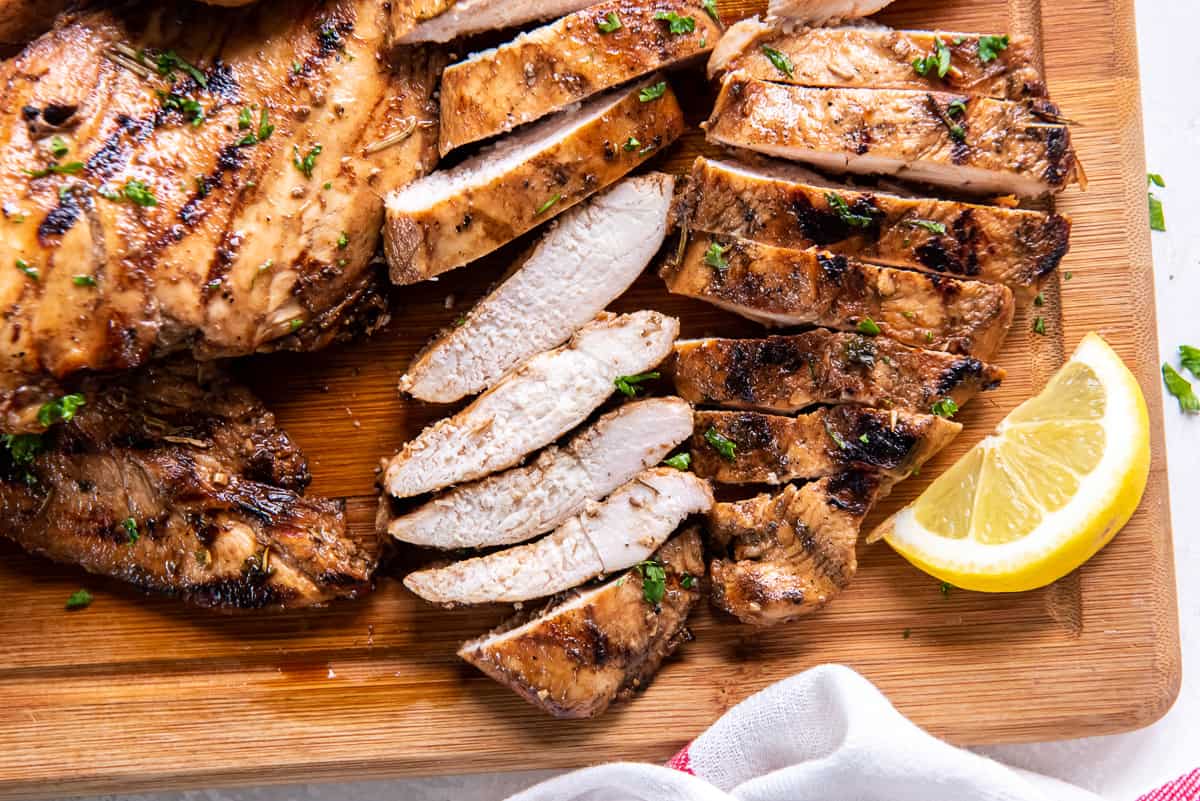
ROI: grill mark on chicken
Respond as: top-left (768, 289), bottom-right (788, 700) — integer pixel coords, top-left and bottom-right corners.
top-left (672, 332), bottom-right (1003, 414)
top-left (0, 0), bottom-right (443, 425)
top-left (458, 528), bottom-right (703, 718)
top-left (0, 360), bottom-right (374, 608)
top-left (679, 158), bottom-right (1070, 299)
top-left (660, 234), bottom-right (1015, 359)
top-left (708, 476), bottom-right (877, 626)
top-left (692, 407), bottom-right (960, 487)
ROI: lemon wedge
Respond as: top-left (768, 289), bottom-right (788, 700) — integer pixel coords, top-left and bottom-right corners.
top-left (875, 332), bottom-right (1150, 592)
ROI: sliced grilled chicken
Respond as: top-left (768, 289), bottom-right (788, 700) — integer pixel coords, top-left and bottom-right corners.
top-left (673, 331), bottom-right (1004, 414)
top-left (385, 310), bottom-right (679, 499)
top-left (767, 0), bottom-right (895, 24)
top-left (709, 474), bottom-right (877, 626)
top-left (397, 0), bottom-right (595, 43)
top-left (705, 79), bottom-right (1080, 197)
top-left (385, 77), bottom-right (684, 285)
top-left (458, 527), bottom-right (703, 718)
top-left (438, 0), bottom-right (719, 155)
top-left (403, 467), bottom-right (713, 606)
top-left (710, 20), bottom-right (1046, 100)
top-left (388, 397), bottom-right (694, 549)
top-left (680, 158), bottom-right (1070, 299)
top-left (400, 174), bottom-right (675, 403)
top-left (661, 236), bottom-right (1015, 359)
top-left (0, 361), bottom-right (374, 609)
top-left (0, 0), bottom-right (442, 429)
top-left (692, 407), bottom-right (960, 486)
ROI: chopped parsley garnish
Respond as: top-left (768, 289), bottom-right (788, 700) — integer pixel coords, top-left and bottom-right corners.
top-left (596, 11), bottom-right (621, 33)
top-left (23, 161), bottom-right (84, 179)
top-left (105, 178), bottom-right (158, 207)
top-left (931, 397), bottom-right (959, 418)
top-left (73, 275), bottom-right (97, 287)
top-left (701, 0), bottom-right (720, 22)
top-left (293, 143), bottom-right (322, 178)
top-left (1034, 292), bottom-right (1045, 306)
top-left (155, 50), bottom-right (207, 88)
top-left (654, 11), bottom-right (696, 34)
top-left (122, 517), bottom-right (140, 544)
top-left (931, 98), bottom-right (967, 142)
top-left (634, 560), bottom-right (667, 605)
top-left (1162, 363), bottom-right (1199, 413)
top-left (65, 589), bottom-right (93, 610)
top-left (704, 427), bottom-right (736, 461)
top-left (663, 452), bottom-right (692, 471)
top-left (1179, 345), bottom-right (1200, 379)
top-left (1032, 315), bottom-right (1046, 335)
top-left (825, 191), bottom-right (875, 227)
top-left (680, 573), bottom-right (696, 589)
top-left (2, 433), bottom-right (42, 465)
top-left (639, 81), bottom-right (668, 102)
top-left (238, 107), bottom-right (253, 129)
top-left (845, 335), bottom-right (876, 368)
top-left (704, 240), bottom-right (731, 270)
top-left (15, 258), bottom-right (38, 281)
top-left (1148, 173), bottom-right (1166, 188)
top-left (50, 136), bottom-right (69, 158)
top-left (925, 331), bottom-right (935, 343)
top-left (292, 61), bottom-right (303, 75)
top-left (823, 418), bottom-right (849, 450)
top-left (337, 231), bottom-right (349, 249)
top-left (160, 92), bottom-right (204, 126)
top-left (623, 136), bottom-right (641, 151)
top-left (761, 45), bottom-right (794, 78)
top-left (37, 394), bottom-right (85, 428)
top-left (947, 99), bottom-right (967, 117)
top-left (1064, 271), bottom-right (1073, 281)
top-left (858, 433), bottom-right (870, 444)
top-left (1149, 190), bottom-right (1166, 232)
top-left (905, 218), bottom-right (947, 234)
top-left (857, 317), bottom-right (881, 336)
top-left (912, 37), bottom-right (951, 78)
top-left (940, 580), bottom-right (953, 597)
top-left (977, 34), bottom-right (1010, 63)
top-left (289, 318), bottom-right (304, 332)
top-left (614, 371), bottom-right (660, 397)
top-left (535, 193), bottom-right (562, 215)
top-left (238, 109), bottom-right (275, 146)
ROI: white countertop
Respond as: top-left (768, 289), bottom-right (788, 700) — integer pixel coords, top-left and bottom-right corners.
top-left (79, 2), bottom-right (1196, 799)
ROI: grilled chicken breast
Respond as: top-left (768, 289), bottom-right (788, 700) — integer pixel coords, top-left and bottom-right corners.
top-left (385, 310), bottom-right (679, 499)
top-left (397, 0), bottom-right (595, 44)
top-left (384, 76), bottom-right (684, 285)
top-left (0, 0), bottom-right (442, 430)
top-left (388, 397), bottom-right (693, 549)
top-left (459, 527), bottom-right (703, 718)
top-left (710, 20), bottom-right (1046, 100)
top-left (438, 0), bottom-right (719, 155)
top-left (673, 331), bottom-right (1004, 414)
top-left (403, 467), bottom-right (713, 606)
top-left (767, 0), bottom-right (895, 24)
top-left (705, 79), bottom-right (1079, 197)
top-left (400, 174), bottom-right (674, 403)
top-left (692, 407), bottom-right (960, 486)
top-left (709, 473), bottom-right (877, 626)
top-left (681, 158), bottom-right (1068, 299)
top-left (661, 236), bottom-right (1015, 359)
top-left (0, 361), bottom-right (374, 608)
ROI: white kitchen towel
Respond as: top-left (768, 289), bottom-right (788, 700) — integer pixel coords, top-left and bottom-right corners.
top-left (504, 664), bottom-right (1102, 801)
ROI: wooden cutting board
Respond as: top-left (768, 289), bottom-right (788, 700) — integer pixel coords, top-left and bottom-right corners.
top-left (0, 0), bottom-right (1179, 797)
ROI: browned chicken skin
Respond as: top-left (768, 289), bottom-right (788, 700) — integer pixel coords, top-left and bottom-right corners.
top-left (0, 360), bottom-right (375, 608)
top-left (458, 528), bottom-right (704, 718)
top-left (0, 0), bottom-right (442, 431)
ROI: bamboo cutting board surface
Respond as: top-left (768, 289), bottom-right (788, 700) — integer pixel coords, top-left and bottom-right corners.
top-left (0, 0), bottom-right (1179, 797)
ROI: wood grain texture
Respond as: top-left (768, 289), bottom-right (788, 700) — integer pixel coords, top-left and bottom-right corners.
top-left (0, 0), bottom-right (1179, 797)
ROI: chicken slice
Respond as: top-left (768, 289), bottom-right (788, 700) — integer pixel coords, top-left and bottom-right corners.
top-left (660, 235), bottom-right (1015, 359)
top-left (709, 474), bottom-right (878, 626)
top-left (692, 407), bottom-right (960, 487)
top-left (401, 174), bottom-right (675, 403)
top-left (705, 79), bottom-right (1080, 198)
top-left (385, 310), bottom-right (680, 499)
top-left (403, 468), bottom-right (713, 606)
top-left (710, 20), bottom-right (1046, 100)
top-left (385, 76), bottom-right (684, 284)
top-left (438, 0), bottom-right (719, 155)
top-left (397, 0), bottom-right (595, 43)
top-left (681, 158), bottom-right (1068, 300)
top-left (766, 0), bottom-right (895, 25)
top-left (459, 527), bottom-right (703, 718)
top-left (388, 397), bottom-right (694, 549)
top-left (673, 332), bottom-right (1004, 414)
